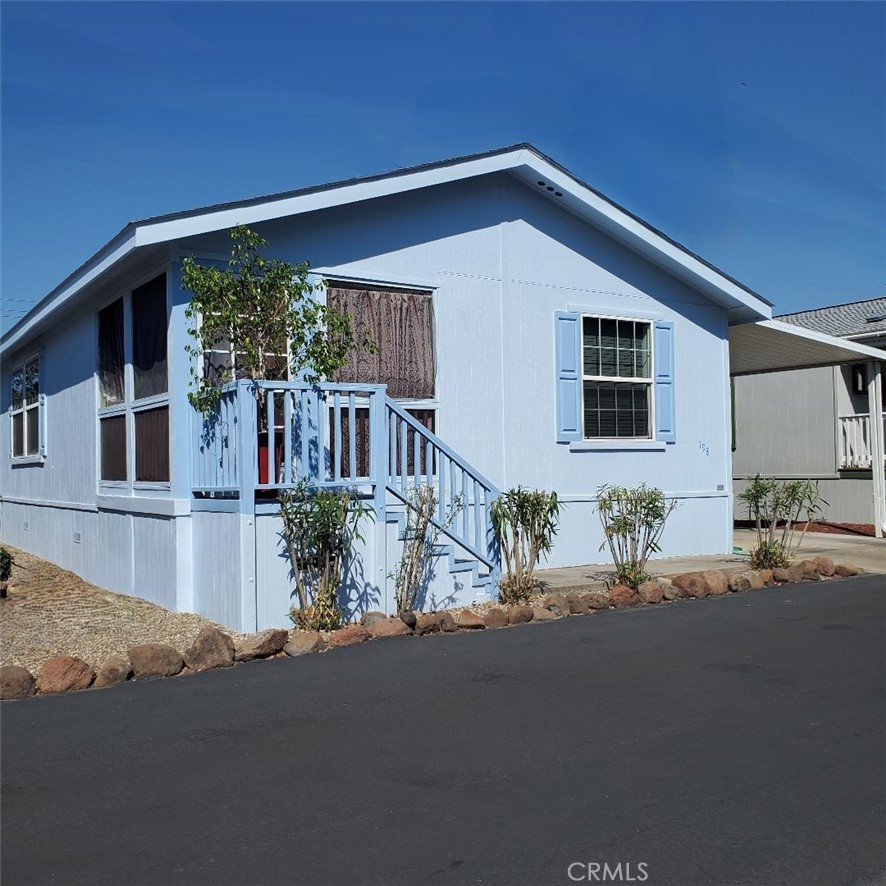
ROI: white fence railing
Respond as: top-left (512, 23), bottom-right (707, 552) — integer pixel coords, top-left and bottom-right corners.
top-left (838, 413), bottom-right (886, 469)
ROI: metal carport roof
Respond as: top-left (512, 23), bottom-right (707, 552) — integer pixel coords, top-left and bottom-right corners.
top-left (729, 319), bottom-right (885, 376)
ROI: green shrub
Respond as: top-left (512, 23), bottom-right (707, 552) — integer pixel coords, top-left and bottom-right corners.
top-left (595, 484), bottom-right (677, 589)
top-left (737, 475), bottom-right (826, 569)
top-left (0, 547), bottom-right (12, 582)
top-left (491, 487), bottom-right (562, 604)
top-left (279, 481), bottom-right (373, 631)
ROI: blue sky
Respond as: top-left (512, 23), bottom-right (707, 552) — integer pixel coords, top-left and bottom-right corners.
top-left (2, 1), bottom-right (883, 331)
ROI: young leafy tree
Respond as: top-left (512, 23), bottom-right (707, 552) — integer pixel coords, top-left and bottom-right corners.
top-left (182, 225), bottom-right (364, 416)
top-left (279, 480), bottom-right (374, 631)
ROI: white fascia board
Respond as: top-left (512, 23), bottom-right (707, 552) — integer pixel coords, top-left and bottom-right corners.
top-left (762, 319), bottom-right (886, 360)
top-left (1, 230), bottom-right (138, 357)
top-left (511, 156), bottom-right (771, 320)
top-left (134, 150), bottom-right (528, 246)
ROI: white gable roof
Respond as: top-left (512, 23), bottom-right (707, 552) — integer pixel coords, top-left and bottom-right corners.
top-left (2, 144), bottom-right (772, 355)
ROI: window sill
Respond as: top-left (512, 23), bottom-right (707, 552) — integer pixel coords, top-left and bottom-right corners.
top-left (10, 455), bottom-right (45, 466)
top-left (568, 440), bottom-right (667, 452)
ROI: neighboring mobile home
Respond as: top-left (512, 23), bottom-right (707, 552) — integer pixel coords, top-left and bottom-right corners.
top-left (3, 145), bottom-right (883, 631)
top-left (733, 298), bottom-right (886, 532)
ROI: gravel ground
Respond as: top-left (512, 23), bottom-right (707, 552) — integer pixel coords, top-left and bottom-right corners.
top-left (0, 545), bottom-right (247, 674)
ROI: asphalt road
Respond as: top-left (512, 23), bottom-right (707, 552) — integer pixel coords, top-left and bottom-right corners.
top-left (2, 576), bottom-right (884, 886)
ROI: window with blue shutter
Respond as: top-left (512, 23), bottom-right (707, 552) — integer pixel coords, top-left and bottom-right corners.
top-left (557, 311), bottom-right (674, 443)
top-left (654, 320), bottom-right (676, 443)
top-left (555, 312), bottom-right (581, 442)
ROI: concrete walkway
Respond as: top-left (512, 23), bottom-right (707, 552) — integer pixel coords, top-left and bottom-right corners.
top-left (537, 528), bottom-right (886, 592)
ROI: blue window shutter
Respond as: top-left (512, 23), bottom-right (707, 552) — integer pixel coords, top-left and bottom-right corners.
top-left (654, 320), bottom-right (676, 443)
top-left (555, 312), bottom-right (582, 442)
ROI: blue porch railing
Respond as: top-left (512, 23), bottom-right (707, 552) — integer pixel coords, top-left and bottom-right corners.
top-left (191, 380), bottom-right (500, 570)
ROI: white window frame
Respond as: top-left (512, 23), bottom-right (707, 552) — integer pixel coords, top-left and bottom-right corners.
top-left (9, 352), bottom-right (45, 463)
top-left (581, 314), bottom-right (655, 441)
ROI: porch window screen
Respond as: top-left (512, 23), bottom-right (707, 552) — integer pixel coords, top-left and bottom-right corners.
top-left (328, 407), bottom-right (435, 479)
top-left (327, 285), bottom-right (435, 398)
top-left (135, 406), bottom-right (170, 482)
top-left (98, 299), bottom-right (125, 406)
top-left (100, 414), bottom-right (127, 481)
top-left (132, 274), bottom-right (168, 400)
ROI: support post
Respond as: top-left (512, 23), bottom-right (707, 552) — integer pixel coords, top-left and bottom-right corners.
top-left (237, 380), bottom-right (258, 630)
top-left (370, 386), bottom-right (389, 609)
top-left (867, 361), bottom-right (885, 538)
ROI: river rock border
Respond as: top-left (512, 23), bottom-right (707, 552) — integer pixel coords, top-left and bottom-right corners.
top-left (0, 556), bottom-right (865, 701)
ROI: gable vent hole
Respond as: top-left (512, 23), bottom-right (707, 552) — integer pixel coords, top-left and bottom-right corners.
top-left (546, 186), bottom-right (554, 191)
top-left (555, 191), bottom-right (563, 197)
top-left (537, 181), bottom-right (546, 186)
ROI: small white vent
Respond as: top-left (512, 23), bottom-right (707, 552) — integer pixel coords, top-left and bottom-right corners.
top-left (22, 520), bottom-right (29, 531)
top-left (73, 531), bottom-right (82, 544)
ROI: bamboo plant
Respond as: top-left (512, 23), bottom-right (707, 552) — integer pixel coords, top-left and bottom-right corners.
top-left (737, 475), bottom-right (826, 568)
top-left (595, 484), bottom-right (677, 589)
top-left (490, 487), bottom-right (562, 604)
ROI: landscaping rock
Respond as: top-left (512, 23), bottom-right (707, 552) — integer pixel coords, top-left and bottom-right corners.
top-left (796, 559), bottom-right (821, 581)
top-left (813, 557), bottom-right (836, 577)
top-left (744, 570), bottom-right (766, 589)
top-left (701, 570), bottom-right (728, 596)
top-left (671, 573), bottom-right (709, 598)
top-left (637, 581), bottom-right (663, 605)
top-left (361, 611), bottom-right (388, 629)
top-left (415, 613), bottom-right (442, 636)
top-left (508, 605), bottom-right (534, 625)
top-left (835, 563), bottom-right (862, 577)
top-left (234, 629), bottom-right (288, 662)
top-left (457, 609), bottom-right (485, 630)
top-left (328, 625), bottom-right (370, 647)
top-left (757, 569), bottom-right (775, 586)
top-left (284, 631), bottom-right (326, 656)
top-left (94, 655), bottom-right (132, 689)
top-left (661, 579), bottom-right (681, 601)
top-left (369, 617), bottom-right (412, 639)
top-left (786, 564), bottom-right (807, 583)
top-left (129, 643), bottom-right (185, 678)
top-left (438, 611), bottom-right (457, 633)
top-left (812, 557), bottom-right (837, 578)
top-left (36, 656), bottom-right (95, 694)
top-left (584, 590), bottom-right (610, 610)
top-left (772, 567), bottom-right (791, 584)
top-left (727, 572), bottom-right (750, 593)
top-left (609, 584), bottom-right (640, 609)
top-left (0, 665), bottom-right (36, 700)
top-left (483, 608), bottom-right (508, 628)
top-left (541, 594), bottom-right (570, 616)
top-left (531, 606), bottom-right (557, 622)
top-left (399, 610), bottom-right (418, 630)
top-left (183, 625), bottom-right (235, 672)
top-left (565, 592), bottom-right (590, 615)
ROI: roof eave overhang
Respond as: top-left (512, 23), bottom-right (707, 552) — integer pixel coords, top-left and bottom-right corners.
top-left (729, 319), bottom-right (886, 376)
top-left (3, 144), bottom-right (772, 356)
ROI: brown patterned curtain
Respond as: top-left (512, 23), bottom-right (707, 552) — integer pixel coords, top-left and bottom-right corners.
top-left (328, 286), bottom-right (435, 398)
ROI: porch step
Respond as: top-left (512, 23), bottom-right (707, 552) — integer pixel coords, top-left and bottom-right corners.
top-left (385, 509), bottom-right (496, 596)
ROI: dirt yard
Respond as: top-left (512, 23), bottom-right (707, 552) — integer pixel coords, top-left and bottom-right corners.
top-left (0, 545), bottom-right (245, 674)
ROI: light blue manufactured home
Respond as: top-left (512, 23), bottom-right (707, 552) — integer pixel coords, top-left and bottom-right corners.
top-left (4, 144), bottom-right (834, 632)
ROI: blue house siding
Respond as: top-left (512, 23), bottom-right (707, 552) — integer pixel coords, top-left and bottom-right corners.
top-left (2, 162), bottom-right (751, 630)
